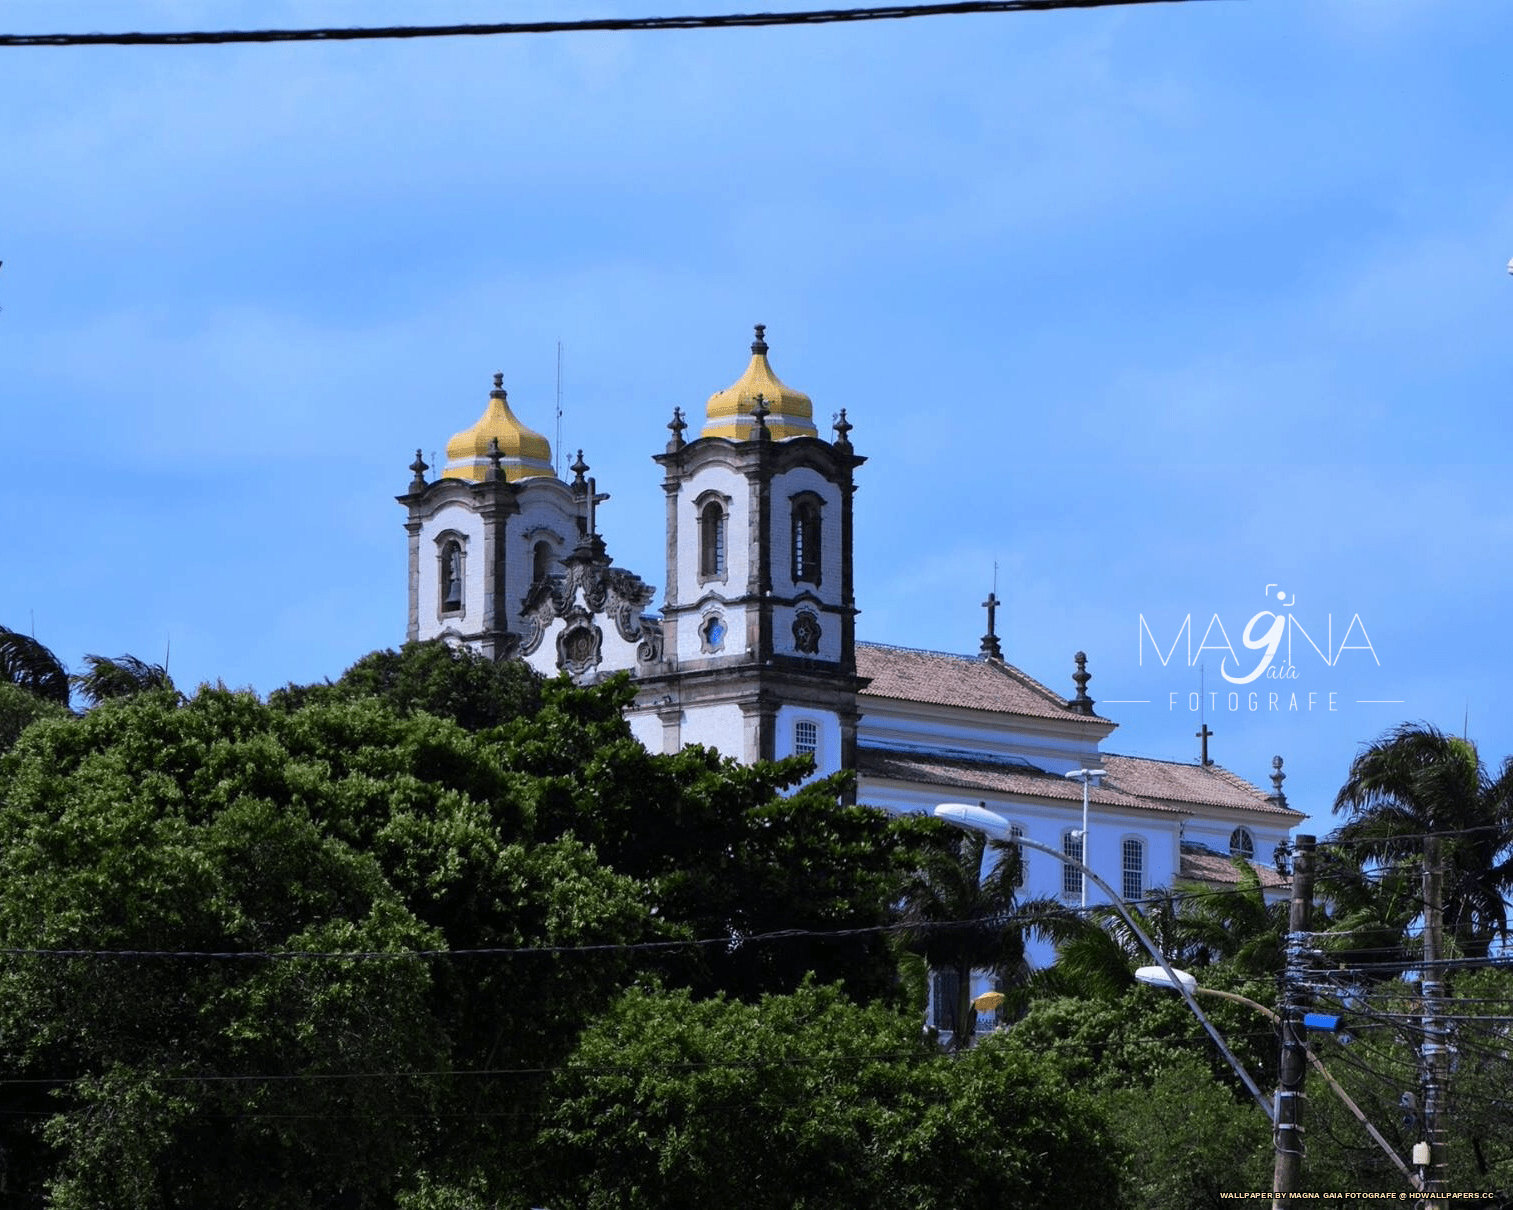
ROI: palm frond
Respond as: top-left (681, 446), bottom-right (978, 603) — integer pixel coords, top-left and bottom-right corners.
top-left (70, 653), bottom-right (177, 707)
top-left (0, 625), bottom-right (70, 705)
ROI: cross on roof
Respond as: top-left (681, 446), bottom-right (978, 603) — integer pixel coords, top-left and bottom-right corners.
top-left (979, 591), bottom-right (1002, 659)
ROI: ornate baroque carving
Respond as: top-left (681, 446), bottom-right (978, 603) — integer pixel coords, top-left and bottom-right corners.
top-left (515, 553), bottom-right (664, 668)
top-left (793, 611), bottom-right (821, 655)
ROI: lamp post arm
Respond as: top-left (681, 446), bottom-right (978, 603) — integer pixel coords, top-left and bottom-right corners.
top-left (1187, 987), bottom-right (1422, 1192)
top-left (933, 805), bottom-right (1273, 1123)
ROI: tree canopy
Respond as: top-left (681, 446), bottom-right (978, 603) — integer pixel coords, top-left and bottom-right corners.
top-left (0, 642), bottom-right (943, 1207)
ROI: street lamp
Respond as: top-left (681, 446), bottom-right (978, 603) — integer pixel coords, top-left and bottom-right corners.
top-left (932, 802), bottom-right (1273, 1122)
top-left (1135, 965), bottom-right (1423, 1196)
top-left (1062, 767), bottom-right (1106, 907)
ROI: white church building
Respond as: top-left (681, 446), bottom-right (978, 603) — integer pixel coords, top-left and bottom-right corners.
top-left (397, 325), bottom-right (1302, 935)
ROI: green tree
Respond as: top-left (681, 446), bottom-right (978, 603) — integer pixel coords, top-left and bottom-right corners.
top-left (0, 679), bottom-right (70, 752)
top-left (0, 650), bottom-right (934, 1205)
top-left (1173, 860), bottom-right (1288, 977)
top-left (1334, 723), bottom-right (1513, 957)
top-left (0, 684), bottom-right (654, 1208)
top-left (897, 823), bottom-right (1037, 1046)
top-left (1097, 1052), bottom-right (1272, 1209)
top-left (530, 982), bottom-right (1124, 1210)
top-left (271, 640), bottom-right (542, 731)
top-left (489, 672), bottom-right (923, 1005)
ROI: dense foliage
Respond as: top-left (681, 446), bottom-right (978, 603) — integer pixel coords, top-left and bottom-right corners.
top-left (3, 639), bottom-right (1509, 1206)
top-left (0, 642), bottom-right (941, 1207)
top-left (533, 982), bottom-right (1123, 1210)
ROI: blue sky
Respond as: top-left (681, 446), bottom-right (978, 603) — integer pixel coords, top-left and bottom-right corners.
top-left (4, 0), bottom-right (1512, 839)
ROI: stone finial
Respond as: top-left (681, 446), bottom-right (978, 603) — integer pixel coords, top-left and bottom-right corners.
top-left (486, 436), bottom-right (503, 482)
top-left (832, 408), bottom-right (853, 452)
top-left (492, 372), bottom-right (505, 394)
top-left (667, 406), bottom-right (687, 452)
top-left (570, 449), bottom-right (589, 492)
top-left (408, 448), bottom-right (428, 492)
top-left (980, 591), bottom-right (1002, 660)
top-left (1069, 650), bottom-right (1096, 716)
top-left (751, 392), bottom-right (771, 441)
top-left (751, 323), bottom-right (768, 355)
top-left (1268, 755), bottom-right (1288, 807)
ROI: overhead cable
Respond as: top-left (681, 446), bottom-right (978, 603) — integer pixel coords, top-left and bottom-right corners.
top-left (0, 0), bottom-right (1222, 49)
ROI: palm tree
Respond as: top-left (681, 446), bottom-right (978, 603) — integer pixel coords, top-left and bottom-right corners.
top-left (899, 825), bottom-right (1050, 1048)
top-left (1027, 866), bottom-right (1285, 1005)
top-left (70, 653), bottom-right (177, 707)
top-left (1173, 861), bottom-right (1288, 978)
top-left (1028, 888), bottom-right (1197, 1002)
top-left (0, 625), bottom-right (70, 705)
top-left (1333, 723), bottom-right (1513, 959)
top-left (1312, 846), bottom-right (1421, 978)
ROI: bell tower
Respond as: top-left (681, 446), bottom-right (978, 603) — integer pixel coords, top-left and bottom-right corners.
top-left (631, 326), bottom-right (866, 780)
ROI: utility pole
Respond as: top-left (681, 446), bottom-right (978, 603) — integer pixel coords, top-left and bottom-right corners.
top-left (1272, 833), bottom-right (1315, 1208)
top-left (1419, 835), bottom-right (1448, 1207)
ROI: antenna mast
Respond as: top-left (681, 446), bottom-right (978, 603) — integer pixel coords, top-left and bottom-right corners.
top-left (555, 340), bottom-right (564, 477)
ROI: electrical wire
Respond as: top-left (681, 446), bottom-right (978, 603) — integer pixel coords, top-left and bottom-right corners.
top-left (0, 1), bottom-right (1225, 49)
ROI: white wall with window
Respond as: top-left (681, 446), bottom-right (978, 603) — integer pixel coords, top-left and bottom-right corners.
top-left (774, 705), bottom-right (841, 781)
top-left (1060, 828), bottom-right (1084, 898)
top-left (415, 507), bottom-right (484, 638)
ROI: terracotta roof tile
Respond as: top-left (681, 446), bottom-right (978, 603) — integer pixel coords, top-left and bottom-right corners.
top-left (856, 748), bottom-right (1182, 814)
top-left (1100, 754), bottom-right (1303, 819)
top-left (1179, 848), bottom-right (1289, 891)
top-left (856, 642), bottom-right (1104, 724)
top-left (856, 748), bottom-right (1303, 822)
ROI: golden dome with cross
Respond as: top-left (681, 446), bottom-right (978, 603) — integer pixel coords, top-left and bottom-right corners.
top-left (700, 325), bottom-right (818, 441)
top-left (442, 374), bottom-right (554, 482)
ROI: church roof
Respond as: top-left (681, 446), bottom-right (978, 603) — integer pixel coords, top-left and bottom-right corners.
top-left (856, 642), bottom-right (1101, 723)
top-left (857, 748), bottom-right (1170, 812)
top-left (855, 748), bottom-right (1300, 820)
top-left (1178, 847), bottom-right (1290, 891)
top-left (443, 375), bottom-right (554, 483)
top-left (1097, 754), bottom-right (1303, 819)
top-left (700, 324), bottom-right (819, 441)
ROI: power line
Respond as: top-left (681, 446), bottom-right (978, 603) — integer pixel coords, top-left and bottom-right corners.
top-left (0, 0), bottom-right (1223, 49)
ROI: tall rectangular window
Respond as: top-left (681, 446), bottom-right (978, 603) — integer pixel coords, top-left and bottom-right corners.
top-left (794, 720), bottom-right (818, 758)
top-left (792, 500), bottom-right (821, 585)
top-left (1062, 830), bottom-right (1083, 897)
top-left (1122, 838), bottom-right (1144, 902)
top-left (700, 503), bottom-right (726, 577)
top-left (1009, 824), bottom-right (1025, 889)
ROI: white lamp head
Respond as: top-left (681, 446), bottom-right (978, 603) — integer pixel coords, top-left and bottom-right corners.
top-left (1134, 964), bottom-right (1199, 995)
top-left (933, 802), bottom-right (1013, 840)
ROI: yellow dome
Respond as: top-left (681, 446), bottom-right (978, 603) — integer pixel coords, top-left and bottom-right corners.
top-left (701, 325), bottom-right (819, 441)
top-left (442, 374), bottom-right (554, 482)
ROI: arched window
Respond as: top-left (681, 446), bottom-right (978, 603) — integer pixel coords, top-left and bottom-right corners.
top-left (792, 497), bottom-right (822, 585)
top-left (794, 719), bottom-right (818, 759)
top-left (1061, 829), bottom-right (1083, 897)
top-left (699, 501), bottom-right (726, 579)
top-left (1230, 827), bottom-right (1255, 859)
top-left (532, 540), bottom-right (552, 584)
top-left (440, 540), bottom-right (464, 615)
top-left (1122, 838), bottom-right (1144, 901)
